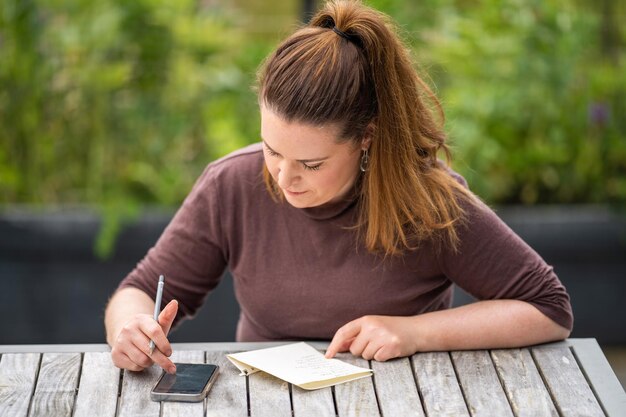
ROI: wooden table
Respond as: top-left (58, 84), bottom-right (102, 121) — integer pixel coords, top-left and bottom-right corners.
top-left (0, 339), bottom-right (624, 417)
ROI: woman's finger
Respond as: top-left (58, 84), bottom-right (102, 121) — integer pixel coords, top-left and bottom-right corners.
top-left (114, 351), bottom-right (145, 372)
top-left (141, 315), bottom-right (172, 357)
top-left (130, 327), bottom-right (176, 373)
top-left (158, 300), bottom-right (178, 337)
top-left (360, 340), bottom-right (382, 361)
top-left (326, 319), bottom-right (362, 358)
top-left (125, 339), bottom-right (155, 369)
top-left (348, 332), bottom-right (370, 358)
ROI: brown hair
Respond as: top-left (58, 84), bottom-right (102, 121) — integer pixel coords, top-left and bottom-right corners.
top-left (258, 0), bottom-right (476, 256)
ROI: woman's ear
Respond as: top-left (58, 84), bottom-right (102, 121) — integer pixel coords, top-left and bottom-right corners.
top-left (361, 123), bottom-right (375, 150)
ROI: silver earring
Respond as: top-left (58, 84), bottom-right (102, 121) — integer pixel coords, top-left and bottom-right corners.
top-left (360, 149), bottom-right (369, 172)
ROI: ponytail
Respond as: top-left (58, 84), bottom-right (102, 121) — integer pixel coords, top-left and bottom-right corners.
top-left (259, 0), bottom-right (476, 256)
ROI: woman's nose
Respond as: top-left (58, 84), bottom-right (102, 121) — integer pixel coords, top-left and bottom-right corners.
top-left (277, 162), bottom-right (298, 189)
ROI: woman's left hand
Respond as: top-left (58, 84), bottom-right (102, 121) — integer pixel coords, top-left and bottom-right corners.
top-left (324, 315), bottom-right (419, 362)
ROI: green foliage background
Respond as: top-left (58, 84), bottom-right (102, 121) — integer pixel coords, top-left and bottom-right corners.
top-left (369, 0), bottom-right (625, 205)
top-left (1, 0), bottom-right (624, 255)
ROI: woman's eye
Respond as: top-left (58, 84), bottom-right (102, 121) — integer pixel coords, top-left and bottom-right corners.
top-left (264, 144), bottom-right (321, 171)
top-left (303, 163), bottom-right (322, 171)
top-left (265, 147), bottom-right (279, 157)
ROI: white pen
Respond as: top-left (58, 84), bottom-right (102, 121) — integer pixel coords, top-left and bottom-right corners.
top-left (148, 275), bottom-right (165, 356)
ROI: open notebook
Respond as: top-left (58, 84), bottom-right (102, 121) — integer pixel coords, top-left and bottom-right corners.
top-left (226, 342), bottom-right (373, 390)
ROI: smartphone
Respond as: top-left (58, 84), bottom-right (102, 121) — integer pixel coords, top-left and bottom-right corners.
top-left (150, 363), bottom-right (220, 402)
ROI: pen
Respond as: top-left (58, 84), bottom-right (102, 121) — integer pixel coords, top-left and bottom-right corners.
top-left (148, 275), bottom-right (165, 356)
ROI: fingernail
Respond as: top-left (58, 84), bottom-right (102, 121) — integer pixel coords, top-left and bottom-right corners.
top-left (168, 365), bottom-right (176, 374)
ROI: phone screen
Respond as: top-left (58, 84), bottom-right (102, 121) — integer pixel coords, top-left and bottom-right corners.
top-left (153, 363), bottom-right (218, 394)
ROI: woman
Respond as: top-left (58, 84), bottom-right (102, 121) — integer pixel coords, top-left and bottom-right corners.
top-left (105, 0), bottom-right (572, 374)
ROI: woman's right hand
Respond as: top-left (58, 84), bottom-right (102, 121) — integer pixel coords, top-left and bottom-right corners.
top-left (110, 299), bottom-right (178, 374)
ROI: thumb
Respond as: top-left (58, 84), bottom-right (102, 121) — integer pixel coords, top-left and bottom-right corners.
top-left (158, 300), bottom-right (178, 336)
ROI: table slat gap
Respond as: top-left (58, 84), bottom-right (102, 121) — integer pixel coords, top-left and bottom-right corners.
top-left (411, 352), bottom-right (470, 417)
top-left (289, 349), bottom-right (337, 417)
top-left (288, 384), bottom-right (294, 417)
top-left (73, 352), bottom-right (121, 417)
top-left (331, 385), bottom-right (339, 417)
top-left (114, 369), bottom-right (124, 417)
top-left (333, 354), bottom-right (380, 417)
top-left (247, 367), bottom-right (291, 417)
top-left (567, 346), bottom-right (610, 417)
top-left (409, 355), bottom-right (429, 417)
top-left (26, 353), bottom-right (43, 417)
top-left (291, 385), bottom-right (336, 417)
top-left (451, 350), bottom-right (514, 417)
top-left (371, 357), bottom-right (425, 417)
top-left (568, 339), bottom-right (626, 417)
top-left (30, 353), bottom-right (82, 417)
top-left (368, 360), bottom-right (385, 417)
top-left (531, 347), bottom-right (605, 417)
top-left (0, 353), bottom-right (41, 417)
top-left (528, 348), bottom-right (564, 417)
top-left (448, 352), bottom-right (473, 416)
top-left (246, 374), bottom-right (251, 417)
top-left (117, 362), bottom-right (162, 417)
top-left (490, 349), bottom-right (558, 417)
top-left (71, 352), bottom-right (85, 417)
top-left (204, 351), bottom-right (249, 417)
top-left (488, 349), bottom-right (516, 414)
top-left (487, 350), bottom-right (510, 404)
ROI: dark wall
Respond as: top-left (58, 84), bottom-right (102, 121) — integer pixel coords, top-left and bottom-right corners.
top-left (1, 205), bottom-right (624, 345)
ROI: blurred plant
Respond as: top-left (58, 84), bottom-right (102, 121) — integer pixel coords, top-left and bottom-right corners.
top-left (371, 0), bottom-right (626, 205)
top-left (1, 0), bottom-right (625, 259)
top-left (0, 0), bottom-right (269, 256)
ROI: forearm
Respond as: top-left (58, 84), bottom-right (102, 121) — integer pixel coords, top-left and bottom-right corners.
top-left (105, 287), bottom-right (155, 346)
top-left (413, 300), bottom-right (571, 352)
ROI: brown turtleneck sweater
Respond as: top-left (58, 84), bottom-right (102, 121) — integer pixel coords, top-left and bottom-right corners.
top-left (117, 143), bottom-right (573, 341)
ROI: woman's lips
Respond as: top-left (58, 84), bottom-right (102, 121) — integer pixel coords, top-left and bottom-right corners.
top-left (284, 189), bottom-right (307, 196)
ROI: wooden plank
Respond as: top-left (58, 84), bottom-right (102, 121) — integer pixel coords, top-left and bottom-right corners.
top-left (371, 357), bottom-right (425, 417)
top-left (29, 353), bottom-right (81, 417)
top-left (412, 352), bottom-right (470, 417)
top-left (291, 385), bottom-right (335, 417)
top-left (569, 338), bottom-right (626, 417)
top-left (451, 350), bottom-right (514, 417)
top-left (73, 352), bottom-right (120, 417)
top-left (247, 367), bottom-right (291, 417)
top-left (0, 353), bottom-right (40, 417)
top-left (118, 364), bottom-right (162, 417)
top-left (333, 353), bottom-right (379, 417)
top-left (290, 346), bottom-right (333, 417)
top-left (532, 346), bottom-right (605, 417)
top-left (161, 350), bottom-right (205, 417)
top-left (205, 351), bottom-right (248, 417)
top-left (491, 348), bottom-right (558, 417)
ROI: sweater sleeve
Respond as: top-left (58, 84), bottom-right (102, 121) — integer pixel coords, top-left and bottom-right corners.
top-left (116, 164), bottom-right (227, 327)
top-left (437, 197), bottom-right (573, 331)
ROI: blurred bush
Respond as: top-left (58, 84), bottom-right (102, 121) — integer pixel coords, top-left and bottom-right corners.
top-left (371, 0), bottom-right (625, 204)
top-left (0, 0), bottom-right (271, 255)
top-left (1, 0), bottom-right (624, 255)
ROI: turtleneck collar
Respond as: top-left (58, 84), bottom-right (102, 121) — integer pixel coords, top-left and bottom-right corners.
top-left (292, 174), bottom-right (363, 221)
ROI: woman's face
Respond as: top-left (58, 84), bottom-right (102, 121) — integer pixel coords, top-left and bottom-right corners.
top-left (261, 105), bottom-right (364, 208)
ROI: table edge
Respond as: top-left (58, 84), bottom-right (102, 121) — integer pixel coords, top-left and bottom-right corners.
top-left (566, 338), bottom-right (626, 417)
top-left (0, 341), bottom-right (331, 353)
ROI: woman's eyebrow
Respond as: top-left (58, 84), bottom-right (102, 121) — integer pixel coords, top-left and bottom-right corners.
top-left (262, 139), bottom-right (330, 163)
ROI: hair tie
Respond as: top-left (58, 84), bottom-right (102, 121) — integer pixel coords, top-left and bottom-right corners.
top-left (332, 26), bottom-right (352, 42)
